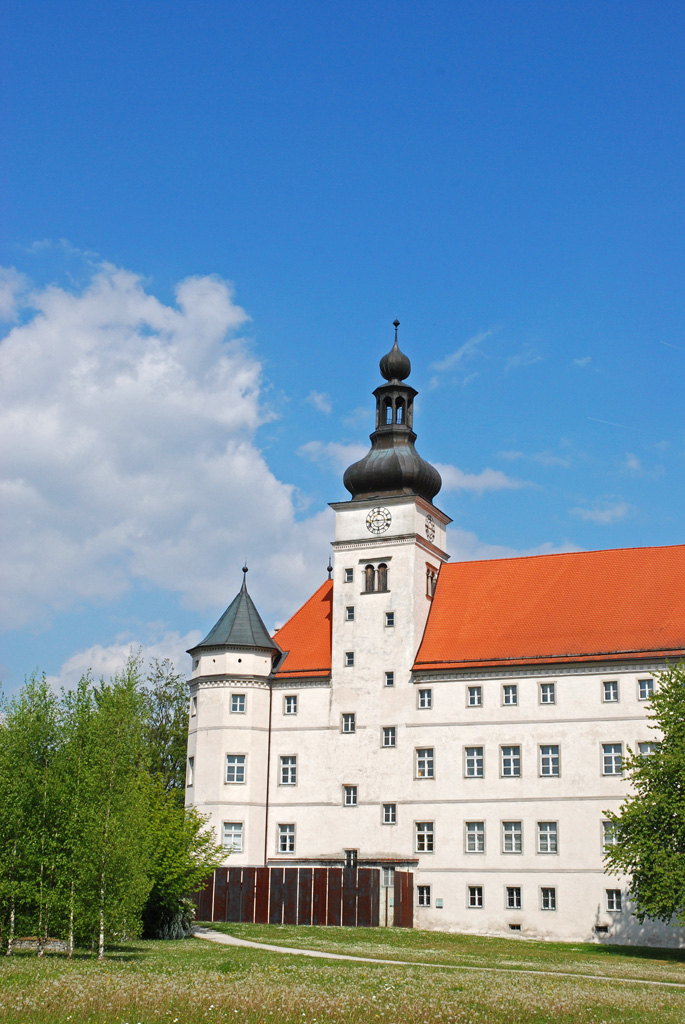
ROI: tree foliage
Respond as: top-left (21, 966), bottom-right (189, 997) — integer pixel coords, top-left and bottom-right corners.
top-left (0, 654), bottom-right (223, 955)
top-left (604, 663), bottom-right (685, 925)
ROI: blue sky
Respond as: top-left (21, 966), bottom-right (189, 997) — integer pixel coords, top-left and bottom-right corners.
top-left (2, 0), bottom-right (684, 691)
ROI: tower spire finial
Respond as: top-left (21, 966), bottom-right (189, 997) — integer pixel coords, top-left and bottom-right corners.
top-left (393, 318), bottom-right (400, 343)
top-left (327, 556), bottom-right (333, 580)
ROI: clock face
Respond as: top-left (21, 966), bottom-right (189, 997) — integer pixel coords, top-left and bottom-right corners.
top-left (425, 514), bottom-right (436, 543)
top-left (366, 507), bottom-right (392, 535)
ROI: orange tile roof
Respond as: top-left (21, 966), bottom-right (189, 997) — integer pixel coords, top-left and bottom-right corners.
top-left (273, 580), bottom-right (333, 678)
top-left (414, 544), bottom-right (685, 671)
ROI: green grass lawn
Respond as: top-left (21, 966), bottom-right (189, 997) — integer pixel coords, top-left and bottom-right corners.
top-left (0, 924), bottom-right (683, 1024)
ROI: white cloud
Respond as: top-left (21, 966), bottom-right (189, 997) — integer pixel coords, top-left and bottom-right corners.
top-left (505, 346), bottom-right (542, 372)
top-left (298, 440), bottom-right (367, 472)
top-left (0, 268), bottom-right (29, 321)
top-left (306, 390), bottom-right (332, 414)
top-left (570, 500), bottom-right (631, 525)
top-left (435, 463), bottom-right (525, 494)
top-left (0, 261), bottom-right (334, 630)
top-left (624, 452), bottom-right (642, 473)
top-left (429, 331), bottom-right (491, 386)
top-left (573, 356), bottom-right (592, 367)
top-left (448, 527), bottom-right (577, 563)
top-left (498, 445), bottom-right (573, 468)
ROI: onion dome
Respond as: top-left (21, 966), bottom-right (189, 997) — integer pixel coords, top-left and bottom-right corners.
top-left (343, 321), bottom-right (442, 503)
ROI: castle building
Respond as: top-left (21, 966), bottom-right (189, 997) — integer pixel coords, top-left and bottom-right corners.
top-left (186, 326), bottom-right (685, 945)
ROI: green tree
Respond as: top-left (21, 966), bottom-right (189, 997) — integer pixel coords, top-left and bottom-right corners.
top-left (143, 657), bottom-right (189, 804)
top-left (604, 663), bottom-right (685, 925)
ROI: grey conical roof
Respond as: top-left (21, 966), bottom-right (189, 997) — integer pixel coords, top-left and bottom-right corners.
top-left (190, 571), bottom-right (281, 653)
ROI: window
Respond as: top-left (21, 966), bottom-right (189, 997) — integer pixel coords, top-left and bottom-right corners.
top-left (377, 563), bottom-right (388, 591)
top-left (382, 803), bottom-right (397, 825)
top-left (278, 824), bottom-right (295, 854)
top-left (416, 747), bottom-right (434, 778)
top-left (382, 866), bottom-right (395, 887)
top-left (539, 744), bottom-right (560, 777)
top-left (468, 885), bottom-right (483, 908)
top-left (382, 726), bottom-right (396, 748)
top-left (467, 685), bottom-right (482, 707)
top-left (465, 746), bottom-right (484, 778)
top-left (415, 822), bottom-right (434, 853)
top-left (222, 822), bottom-right (243, 852)
top-left (342, 713), bottom-right (356, 734)
top-left (503, 684), bottom-right (518, 706)
top-left (603, 820), bottom-right (618, 850)
top-left (231, 693), bottom-right (246, 713)
top-left (344, 849), bottom-right (358, 868)
top-left (603, 743), bottom-right (623, 775)
top-left (226, 754), bottom-right (246, 784)
top-left (540, 887), bottom-right (557, 911)
top-left (280, 755), bottom-right (297, 785)
top-left (501, 746), bottom-right (521, 777)
top-left (540, 682), bottom-right (555, 704)
top-left (190, 695), bottom-right (197, 717)
top-left (506, 887), bottom-right (522, 910)
top-left (502, 821), bottom-right (522, 854)
top-left (384, 671), bottom-right (395, 687)
top-left (385, 611), bottom-right (395, 627)
top-left (417, 885), bottom-right (431, 907)
top-left (344, 651), bottom-right (355, 667)
top-left (537, 821), bottom-right (558, 854)
top-left (187, 756), bottom-right (194, 786)
top-left (344, 567), bottom-right (354, 583)
top-left (606, 889), bottom-right (622, 912)
top-left (465, 821), bottom-right (485, 853)
top-left (364, 565), bottom-right (375, 593)
top-left (343, 785), bottom-right (358, 806)
top-left (639, 678), bottom-right (654, 701)
top-left (603, 680), bottom-right (619, 703)
top-left (284, 695), bottom-right (298, 715)
top-left (418, 688), bottom-right (432, 709)
top-left (639, 741), bottom-right (657, 756)
top-left (345, 605), bottom-right (355, 621)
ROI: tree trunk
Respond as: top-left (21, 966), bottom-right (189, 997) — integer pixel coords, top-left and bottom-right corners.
top-left (98, 892), bottom-right (105, 960)
top-left (68, 878), bottom-right (75, 958)
top-left (5, 902), bottom-right (14, 956)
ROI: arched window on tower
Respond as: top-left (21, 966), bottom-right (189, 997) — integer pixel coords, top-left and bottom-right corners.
top-left (377, 563), bottom-right (388, 592)
top-left (364, 564), bottom-right (376, 593)
top-left (395, 399), bottom-right (404, 424)
top-left (384, 399), bottom-right (393, 425)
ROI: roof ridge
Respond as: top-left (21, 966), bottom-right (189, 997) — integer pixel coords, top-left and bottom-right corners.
top-left (440, 542), bottom-right (685, 570)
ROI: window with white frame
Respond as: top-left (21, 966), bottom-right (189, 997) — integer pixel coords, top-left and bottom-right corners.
top-left (284, 695), bottom-right (298, 715)
top-left (280, 755), bottom-right (297, 785)
top-left (539, 744), bottom-right (560, 777)
top-left (343, 785), bottom-right (358, 806)
top-left (231, 693), bottom-right (246, 713)
top-left (468, 885), bottom-right (483, 908)
top-left (506, 886), bottom-right (522, 910)
top-left (382, 866), bottom-right (395, 887)
top-left (503, 684), bottom-right (518, 706)
top-left (190, 695), bottom-right (197, 717)
top-left (342, 713), bottom-right (356, 734)
top-left (501, 746), bottom-right (521, 777)
top-left (344, 568), bottom-right (354, 583)
top-left (384, 670), bottom-right (395, 687)
top-left (344, 849), bottom-right (358, 868)
top-left (222, 822), bottom-right (243, 852)
top-left (465, 821), bottom-right (485, 853)
top-left (416, 747), bottom-right (434, 778)
top-left (537, 821), bottom-right (558, 854)
top-left (344, 651), bottom-right (355, 667)
top-left (187, 756), bottom-right (194, 786)
top-left (540, 682), bottom-right (555, 704)
top-left (638, 678), bottom-right (654, 700)
top-left (540, 887), bottom-right (556, 911)
top-left (385, 611), bottom-right (395, 628)
top-left (467, 685), bottom-right (482, 707)
top-left (278, 823), bottom-right (295, 854)
top-left (602, 743), bottom-right (623, 775)
top-left (415, 821), bottom-right (434, 853)
top-left (602, 820), bottom-right (618, 849)
top-left (502, 821), bottom-right (522, 854)
top-left (606, 888), bottom-right (622, 912)
top-left (225, 754), bottom-right (246, 783)
top-left (639, 741), bottom-right (657, 756)
top-left (417, 885), bottom-right (431, 906)
top-left (382, 803), bottom-right (397, 825)
top-left (382, 726), bottom-right (396, 748)
top-left (603, 680), bottom-right (619, 703)
top-left (418, 688), bottom-right (432, 709)
top-left (345, 606), bottom-right (355, 621)
top-left (465, 746), bottom-right (484, 778)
